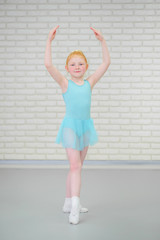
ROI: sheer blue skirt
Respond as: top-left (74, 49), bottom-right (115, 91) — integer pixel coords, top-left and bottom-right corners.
top-left (55, 116), bottom-right (98, 151)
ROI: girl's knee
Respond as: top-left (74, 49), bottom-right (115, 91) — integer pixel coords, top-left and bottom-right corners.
top-left (66, 148), bottom-right (82, 171)
top-left (70, 161), bottom-right (82, 172)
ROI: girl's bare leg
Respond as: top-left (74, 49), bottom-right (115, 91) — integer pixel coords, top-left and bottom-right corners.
top-left (65, 148), bottom-right (82, 197)
top-left (80, 146), bottom-right (89, 166)
top-left (65, 146), bottom-right (89, 198)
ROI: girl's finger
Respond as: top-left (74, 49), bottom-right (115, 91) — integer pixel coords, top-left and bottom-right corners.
top-left (90, 27), bottom-right (96, 33)
top-left (52, 25), bottom-right (59, 34)
top-left (90, 27), bottom-right (99, 36)
top-left (51, 27), bottom-right (59, 37)
top-left (90, 27), bottom-right (98, 31)
top-left (55, 25), bottom-right (59, 30)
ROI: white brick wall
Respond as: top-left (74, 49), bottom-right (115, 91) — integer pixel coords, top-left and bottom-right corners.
top-left (1, 0), bottom-right (160, 161)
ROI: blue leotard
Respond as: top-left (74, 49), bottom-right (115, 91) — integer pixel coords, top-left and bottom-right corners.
top-left (55, 79), bottom-right (98, 151)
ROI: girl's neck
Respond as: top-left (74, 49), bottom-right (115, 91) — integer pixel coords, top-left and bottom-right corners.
top-left (71, 76), bottom-right (84, 84)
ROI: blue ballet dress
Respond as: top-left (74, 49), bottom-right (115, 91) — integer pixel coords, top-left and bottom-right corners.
top-left (55, 79), bottom-right (98, 151)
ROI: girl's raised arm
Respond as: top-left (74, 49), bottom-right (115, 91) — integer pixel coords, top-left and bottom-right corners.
top-left (87, 27), bottom-right (111, 90)
top-left (44, 26), bottom-right (66, 87)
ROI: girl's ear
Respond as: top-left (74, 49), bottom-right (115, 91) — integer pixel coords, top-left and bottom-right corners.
top-left (65, 65), bottom-right (69, 72)
top-left (86, 64), bottom-right (89, 71)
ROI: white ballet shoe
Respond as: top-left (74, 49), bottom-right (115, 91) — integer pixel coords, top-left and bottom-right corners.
top-left (79, 205), bottom-right (88, 213)
top-left (69, 196), bottom-right (80, 225)
top-left (62, 198), bottom-right (71, 213)
top-left (63, 198), bottom-right (88, 213)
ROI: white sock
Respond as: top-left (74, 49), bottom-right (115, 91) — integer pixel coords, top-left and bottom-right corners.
top-left (63, 197), bottom-right (88, 213)
top-left (62, 198), bottom-right (71, 213)
top-left (69, 196), bottom-right (80, 224)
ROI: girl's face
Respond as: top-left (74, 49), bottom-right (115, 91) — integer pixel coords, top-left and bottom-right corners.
top-left (65, 56), bottom-right (88, 79)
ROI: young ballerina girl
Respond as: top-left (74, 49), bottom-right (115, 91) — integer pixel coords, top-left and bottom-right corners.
top-left (44, 25), bottom-right (110, 225)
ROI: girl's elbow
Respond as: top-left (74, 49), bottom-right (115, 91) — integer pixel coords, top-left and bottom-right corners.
top-left (108, 56), bottom-right (111, 66)
top-left (45, 62), bottom-right (51, 69)
top-left (104, 57), bottom-right (111, 68)
top-left (104, 53), bottom-right (111, 66)
top-left (104, 60), bottom-right (111, 70)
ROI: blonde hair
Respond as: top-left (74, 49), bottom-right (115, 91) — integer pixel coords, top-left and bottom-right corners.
top-left (66, 50), bottom-right (88, 66)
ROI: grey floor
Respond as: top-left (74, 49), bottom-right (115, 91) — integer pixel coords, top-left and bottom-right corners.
top-left (0, 168), bottom-right (160, 240)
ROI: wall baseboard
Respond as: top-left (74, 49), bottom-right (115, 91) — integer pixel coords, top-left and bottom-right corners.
top-left (0, 160), bottom-right (160, 169)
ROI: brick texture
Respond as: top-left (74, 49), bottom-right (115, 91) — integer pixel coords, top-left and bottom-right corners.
top-left (0, 0), bottom-right (160, 161)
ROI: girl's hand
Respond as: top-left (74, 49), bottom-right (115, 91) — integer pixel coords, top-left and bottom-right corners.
top-left (90, 27), bottom-right (104, 41)
top-left (48, 25), bottom-right (59, 42)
